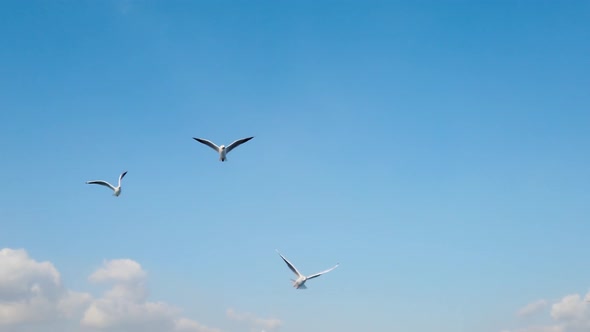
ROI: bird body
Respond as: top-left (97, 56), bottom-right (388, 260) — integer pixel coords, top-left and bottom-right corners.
top-left (276, 250), bottom-right (339, 289)
top-left (86, 171), bottom-right (128, 196)
top-left (192, 137), bottom-right (254, 161)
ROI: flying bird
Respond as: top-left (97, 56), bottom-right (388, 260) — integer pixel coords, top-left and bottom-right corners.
top-left (86, 171), bottom-right (128, 197)
top-left (192, 136), bottom-right (254, 162)
top-left (276, 250), bottom-right (339, 289)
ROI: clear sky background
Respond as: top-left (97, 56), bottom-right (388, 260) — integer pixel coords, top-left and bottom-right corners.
top-left (0, 1), bottom-right (589, 332)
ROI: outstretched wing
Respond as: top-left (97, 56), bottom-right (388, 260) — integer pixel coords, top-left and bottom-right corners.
top-left (86, 180), bottom-right (116, 191)
top-left (226, 136), bottom-right (254, 153)
top-left (118, 171), bottom-right (128, 186)
top-left (193, 138), bottom-right (220, 152)
top-left (306, 263), bottom-right (339, 280)
top-left (276, 250), bottom-right (303, 278)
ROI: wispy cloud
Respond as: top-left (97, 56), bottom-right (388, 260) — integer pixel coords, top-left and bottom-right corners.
top-left (518, 299), bottom-right (548, 317)
top-left (175, 317), bottom-right (222, 332)
top-left (502, 326), bottom-right (564, 332)
top-left (227, 308), bottom-right (282, 331)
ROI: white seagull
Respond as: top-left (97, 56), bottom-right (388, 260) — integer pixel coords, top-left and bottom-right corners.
top-left (276, 250), bottom-right (339, 289)
top-left (192, 136), bottom-right (254, 162)
top-left (86, 171), bottom-right (128, 197)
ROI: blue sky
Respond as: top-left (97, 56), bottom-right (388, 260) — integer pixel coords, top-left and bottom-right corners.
top-left (0, 1), bottom-right (589, 331)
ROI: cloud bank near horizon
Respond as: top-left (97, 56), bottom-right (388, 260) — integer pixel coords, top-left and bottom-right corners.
top-left (0, 248), bottom-right (279, 332)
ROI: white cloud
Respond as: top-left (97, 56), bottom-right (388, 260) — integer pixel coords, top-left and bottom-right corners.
top-left (88, 259), bottom-right (146, 284)
top-left (505, 291), bottom-right (590, 332)
top-left (226, 308), bottom-right (282, 331)
top-left (0, 248), bottom-right (60, 300)
top-left (0, 248), bottom-right (91, 326)
top-left (518, 299), bottom-right (548, 317)
top-left (82, 259), bottom-right (219, 332)
top-left (502, 326), bottom-right (564, 332)
top-left (550, 293), bottom-right (590, 331)
top-left (174, 318), bottom-right (222, 332)
top-left (0, 248), bottom-right (221, 332)
top-left (57, 291), bottom-right (93, 319)
top-left (81, 296), bottom-right (179, 331)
